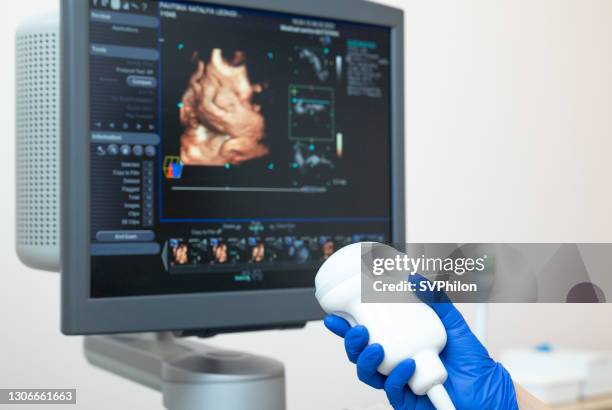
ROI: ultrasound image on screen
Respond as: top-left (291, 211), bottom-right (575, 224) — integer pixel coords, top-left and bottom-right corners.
top-left (159, 4), bottom-right (392, 223)
top-left (179, 49), bottom-right (268, 166)
top-left (89, 0), bottom-right (393, 298)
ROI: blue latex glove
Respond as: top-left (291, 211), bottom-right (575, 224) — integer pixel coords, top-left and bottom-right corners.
top-left (324, 275), bottom-right (518, 410)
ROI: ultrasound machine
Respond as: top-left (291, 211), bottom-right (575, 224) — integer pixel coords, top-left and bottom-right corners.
top-left (16, 0), bottom-right (404, 408)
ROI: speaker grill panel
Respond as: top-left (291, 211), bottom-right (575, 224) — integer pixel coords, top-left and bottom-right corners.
top-left (15, 13), bottom-right (60, 271)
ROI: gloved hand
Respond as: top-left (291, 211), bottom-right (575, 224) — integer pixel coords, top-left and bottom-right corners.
top-left (324, 275), bottom-right (518, 410)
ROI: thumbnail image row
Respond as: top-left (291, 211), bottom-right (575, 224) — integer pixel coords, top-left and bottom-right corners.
top-left (168, 234), bottom-right (384, 267)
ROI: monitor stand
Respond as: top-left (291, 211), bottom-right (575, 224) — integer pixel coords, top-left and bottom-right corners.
top-left (84, 333), bottom-right (286, 410)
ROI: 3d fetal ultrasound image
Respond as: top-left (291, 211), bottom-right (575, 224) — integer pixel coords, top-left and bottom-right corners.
top-left (178, 48), bottom-right (269, 167)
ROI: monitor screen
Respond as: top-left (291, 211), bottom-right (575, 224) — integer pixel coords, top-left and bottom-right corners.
top-left (89, 0), bottom-right (392, 298)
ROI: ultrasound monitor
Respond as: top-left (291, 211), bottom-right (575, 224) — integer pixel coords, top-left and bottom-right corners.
top-left (58, 0), bottom-right (405, 335)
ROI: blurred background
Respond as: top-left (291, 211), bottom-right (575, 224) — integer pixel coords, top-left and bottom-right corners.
top-left (1, 0), bottom-right (611, 409)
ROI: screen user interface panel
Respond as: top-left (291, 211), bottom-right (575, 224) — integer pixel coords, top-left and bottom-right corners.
top-left (89, 0), bottom-right (392, 298)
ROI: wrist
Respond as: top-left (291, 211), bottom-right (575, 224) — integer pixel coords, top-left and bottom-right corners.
top-left (514, 383), bottom-right (552, 410)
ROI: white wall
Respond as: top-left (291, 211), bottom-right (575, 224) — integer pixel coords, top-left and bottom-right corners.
top-left (1, 1), bottom-right (611, 409)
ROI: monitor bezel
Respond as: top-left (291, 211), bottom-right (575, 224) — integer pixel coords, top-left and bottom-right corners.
top-left (61, 0), bottom-right (405, 335)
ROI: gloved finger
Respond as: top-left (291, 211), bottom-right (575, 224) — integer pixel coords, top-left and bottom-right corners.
top-left (344, 325), bottom-right (370, 363)
top-left (356, 343), bottom-right (386, 389)
top-left (384, 359), bottom-right (416, 409)
top-left (323, 315), bottom-right (351, 338)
